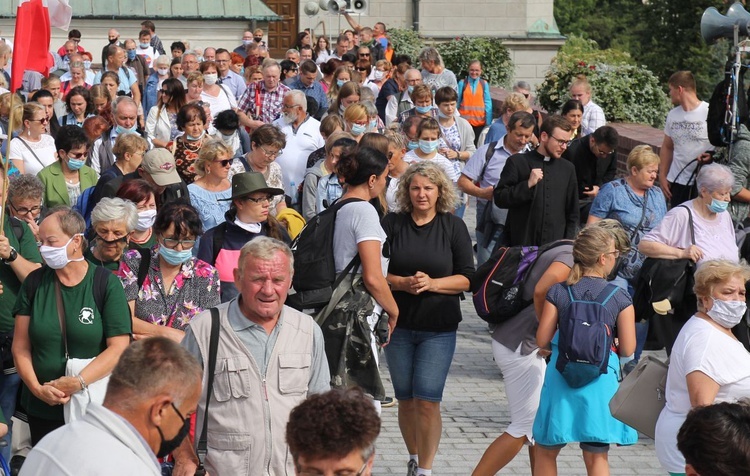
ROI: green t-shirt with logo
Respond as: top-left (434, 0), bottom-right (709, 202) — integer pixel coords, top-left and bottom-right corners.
top-left (13, 264), bottom-right (131, 420)
top-left (0, 216), bottom-right (42, 333)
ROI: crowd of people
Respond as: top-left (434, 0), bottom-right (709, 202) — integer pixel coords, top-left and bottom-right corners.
top-left (0, 17), bottom-right (746, 476)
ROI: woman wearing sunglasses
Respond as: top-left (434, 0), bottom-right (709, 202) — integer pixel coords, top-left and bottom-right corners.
top-left (37, 125), bottom-right (98, 208)
top-left (9, 103), bottom-right (57, 175)
top-left (188, 139), bottom-right (234, 232)
top-left (116, 200), bottom-right (220, 342)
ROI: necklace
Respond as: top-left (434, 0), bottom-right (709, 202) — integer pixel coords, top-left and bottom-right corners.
top-left (131, 228), bottom-right (152, 244)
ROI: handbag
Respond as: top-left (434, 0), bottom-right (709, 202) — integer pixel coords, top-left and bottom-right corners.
top-left (608, 185), bottom-right (648, 280)
top-left (54, 279), bottom-right (110, 423)
top-left (608, 355), bottom-right (668, 439)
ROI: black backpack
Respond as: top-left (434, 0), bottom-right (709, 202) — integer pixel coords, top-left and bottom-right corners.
top-left (286, 198), bottom-right (362, 311)
top-left (25, 265), bottom-right (110, 314)
top-left (707, 63), bottom-right (749, 148)
top-left (555, 283), bottom-right (619, 389)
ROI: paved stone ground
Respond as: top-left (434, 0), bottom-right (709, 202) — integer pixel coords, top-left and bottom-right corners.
top-left (372, 198), bottom-right (667, 475)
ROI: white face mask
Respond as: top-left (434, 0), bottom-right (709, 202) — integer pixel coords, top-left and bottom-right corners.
top-left (136, 209), bottom-right (157, 232)
top-left (203, 73), bottom-right (218, 85)
top-left (372, 69), bottom-right (385, 81)
top-left (157, 68), bottom-right (169, 76)
top-left (707, 297), bottom-right (747, 328)
top-left (39, 234), bottom-right (84, 270)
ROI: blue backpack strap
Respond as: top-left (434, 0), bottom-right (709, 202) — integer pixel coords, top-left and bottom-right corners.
top-left (596, 283), bottom-right (621, 305)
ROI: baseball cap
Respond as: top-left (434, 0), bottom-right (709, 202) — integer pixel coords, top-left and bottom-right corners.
top-left (140, 148), bottom-right (180, 186)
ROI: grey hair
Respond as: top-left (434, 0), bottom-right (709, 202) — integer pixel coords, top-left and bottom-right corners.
top-left (237, 236), bottom-right (294, 275)
top-left (91, 197), bottom-right (139, 232)
top-left (262, 58), bottom-right (280, 71)
top-left (404, 68), bottom-right (421, 80)
top-left (360, 100), bottom-right (377, 117)
top-left (418, 47), bottom-right (444, 68)
top-left (383, 128), bottom-right (406, 150)
top-left (112, 95), bottom-right (138, 114)
top-left (285, 48), bottom-right (299, 57)
top-left (104, 337), bottom-right (202, 411)
top-left (7, 174), bottom-right (44, 204)
top-left (514, 80), bottom-right (531, 91)
top-left (69, 61), bottom-right (84, 71)
top-left (696, 163), bottom-right (735, 194)
top-left (154, 55), bottom-right (170, 67)
top-left (286, 90), bottom-right (307, 112)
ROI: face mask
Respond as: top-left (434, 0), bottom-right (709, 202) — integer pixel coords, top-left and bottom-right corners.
top-left (203, 73), bottom-right (218, 85)
top-left (707, 297), bottom-right (747, 328)
top-left (339, 104), bottom-right (346, 115)
top-left (254, 37), bottom-right (263, 42)
top-left (157, 68), bottom-right (169, 76)
top-left (220, 131), bottom-right (236, 142)
top-left (126, 50), bottom-right (137, 61)
top-left (186, 130), bottom-right (205, 141)
top-left (109, 38), bottom-right (118, 45)
top-left (419, 139), bottom-right (439, 154)
top-left (282, 112), bottom-right (297, 124)
top-left (40, 234), bottom-right (84, 270)
top-left (139, 42), bottom-right (150, 49)
top-left (407, 140), bottom-right (419, 151)
top-left (336, 79), bottom-right (346, 88)
top-left (407, 85), bottom-right (415, 94)
top-left (437, 109), bottom-right (452, 119)
top-left (136, 209), bottom-right (157, 232)
top-left (67, 156), bottom-right (85, 171)
top-left (156, 404), bottom-right (191, 459)
top-left (415, 105), bottom-right (432, 114)
top-left (196, 56), bottom-right (204, 62)
top-left (707, 198), bottom-right (729, 214)
top-left (115, 124), bottom-right (138, 135)
top-left (350, 123), bottom-right (366, 136)
top-left (373, 69), bottom-right (385, 81)
top-left (83, 60), bottom-right (92, 70)
top-left (159, 245), bottom-right (193, 266)
top-left (242, 39), bottom-right (253, 46)
top-left (368, 119), bottom-right (378, 131)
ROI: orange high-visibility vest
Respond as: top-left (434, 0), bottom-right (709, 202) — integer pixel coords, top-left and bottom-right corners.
top-left (459, 79), bottom-right (488, 127)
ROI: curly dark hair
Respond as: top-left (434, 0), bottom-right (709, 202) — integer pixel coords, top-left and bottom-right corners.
top-left (286, 387), bottom-right (380, 462)
top-left (153, 199), bottom-right (203, 239)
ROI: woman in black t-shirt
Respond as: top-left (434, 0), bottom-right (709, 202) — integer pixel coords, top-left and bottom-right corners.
top-left (382, 161), bottom-right (474, 476)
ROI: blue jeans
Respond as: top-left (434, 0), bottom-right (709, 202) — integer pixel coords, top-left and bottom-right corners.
top-left (610, 276), bottom-right (649, 371)
top-left (0, 372), bottom-right (20, 461)
top-left (384, 328), bottom-right (457, 402)
top-left (476, 226), bottom-right (503, 267)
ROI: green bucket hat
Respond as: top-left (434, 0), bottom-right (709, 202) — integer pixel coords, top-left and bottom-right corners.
top-left (219, 172), bottom-right (284, 201)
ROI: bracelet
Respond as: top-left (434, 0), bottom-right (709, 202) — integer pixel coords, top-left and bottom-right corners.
top-left (77, 374), bottom-right (87, 392)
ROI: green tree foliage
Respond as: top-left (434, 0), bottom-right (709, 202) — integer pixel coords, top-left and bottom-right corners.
top-left (387, 28), bottom-right (425, 62)
top-left (437, 37), bottom-right (514, 87)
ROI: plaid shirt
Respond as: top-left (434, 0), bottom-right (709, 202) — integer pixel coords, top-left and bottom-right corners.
top-left (237, 81), bottom-right (291, 124)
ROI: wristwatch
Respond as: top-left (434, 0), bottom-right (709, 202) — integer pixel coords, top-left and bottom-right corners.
top-left (2, 247), bottom-right (17, 264)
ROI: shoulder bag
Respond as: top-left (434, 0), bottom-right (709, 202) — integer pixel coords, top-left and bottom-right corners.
top-left (609, 355), bottom-right (669, 439)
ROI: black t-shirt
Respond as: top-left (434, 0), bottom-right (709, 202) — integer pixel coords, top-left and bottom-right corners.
top-left (381, 212), bottom-right (474, 332)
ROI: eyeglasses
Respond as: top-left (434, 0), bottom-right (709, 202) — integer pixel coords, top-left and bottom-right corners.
top-left (298, 460), bottom-right (368, 476)
top-left (214, 159), bottom-right (232, 167)
top-left (604, 250), bottom-right (621, 258)
top-left (162, 237), bottom-right (197, 249)
top-left (242, 195), bottom-right (273, 204)
top-left (259, 145), bottom-right (283, 157)
top-left (548, 135), bottom-right (571, 148)
top-left (29, 117), bottom-right (49, 124)
top-left (10, 202), bottom-right (42, 215)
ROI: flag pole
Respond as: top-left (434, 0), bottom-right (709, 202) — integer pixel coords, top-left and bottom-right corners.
top-left (0, 91), bottom-right (17, 234)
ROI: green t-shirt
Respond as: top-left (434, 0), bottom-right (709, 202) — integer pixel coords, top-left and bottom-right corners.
top-left (0, 216), bottom-right (42, 333)
top-left (129, 234), bottom-right (157, 251)
top-left (13, 264), bottom-right (131, 420)
top-left (84, 248), bottom-right (120, 272)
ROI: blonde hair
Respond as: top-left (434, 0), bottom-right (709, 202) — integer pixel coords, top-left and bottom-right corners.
top-left (112, 133), bottom-right (149, 161)
top-left (193, 139), bottom-right (234, 177)
top-left (694, 260), bottom-right (750, 311)
top-left (591, 218), bottom-right (631, 255)
top-left (502, 92), bottom-right (529, 114)
top-left (567, 225), bottom-right (614, 285)
top-left (343, 103), bottom-right (367, 123)
top-left (395, 161), bottom-right (457, 214)
top-left (569, 75), bottom-right (592, 93)
top-left (187, 71), bottom-right (204, 86)
top-left (626, 145), bottom-right (660, 171)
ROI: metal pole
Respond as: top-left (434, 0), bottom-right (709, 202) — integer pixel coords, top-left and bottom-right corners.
top-left (0, 91), bottom-right (16, 234)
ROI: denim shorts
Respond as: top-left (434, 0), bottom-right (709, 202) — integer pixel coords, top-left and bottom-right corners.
top-left (383, 327), bottom-right (457, 402)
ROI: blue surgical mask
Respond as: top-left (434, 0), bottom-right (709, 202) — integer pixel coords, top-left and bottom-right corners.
top-left (83, 60), bottom-right (92, 70)
top-left (407, 85), bottom-right (415, 94)
top-left (368, 119), bottom-right (378, 131)
top-left (419, 139), bottom-right (439, 154)
top-left (350, 123), bottom-right (366, 136)
top-left (415, 105), bottom-right (432, 114)
top-left (186, 130), bottom-right (206, 141)
top-left (437, 109), bottom-right (450, 119)
top-left (407, 140), bottom-right (419, 151)
top-left (139, 42), bottom-right (150, 49)
top-left (708, 198), bottom-right (729, 213)
top-left (159, 245), bottom-right (192, 266)
top-left (115, 124), bottom-right (138, 135)
top-left (67, 157), bottom-right (85, 170)
top-left (336, 79), bottom-right (346, 88)
top-left (242, 39), bottom-right (253, 46)
top-left (127, 50), bottom-right (136, 61)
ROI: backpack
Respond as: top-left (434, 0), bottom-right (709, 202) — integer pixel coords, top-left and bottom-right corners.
top-left (286, 197), bottom-right (363, 311)
top-left (471, 240), bottom-right (570, 324)
top-left (707, 63), bottom-right (749, 148)
top-left (555, 283), bottom-right (619, 389)
top-left (25, 265), bottom-right (110, 314)
top-left (73, 185), bottom-right (96, 230)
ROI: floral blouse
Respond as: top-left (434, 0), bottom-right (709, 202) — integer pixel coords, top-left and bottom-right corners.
top-left (116, 246), bottom-right (220, 330)
top-left (169, 137), bottom-right (205, 185)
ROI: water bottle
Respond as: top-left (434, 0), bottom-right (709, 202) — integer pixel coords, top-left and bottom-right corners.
top-left (288, 181), bottom-right (298, 205)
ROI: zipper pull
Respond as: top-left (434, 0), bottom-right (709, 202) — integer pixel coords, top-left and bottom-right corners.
top-left (262, 378), bottom-right (268, 401)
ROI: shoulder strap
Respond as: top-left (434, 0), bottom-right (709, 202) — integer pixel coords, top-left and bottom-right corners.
top-left (92, 266), bottom-right (110, 315)
top-left (211, 224), bottom-right (227, 265)
top-left (629, 191), bottom-right (649, 241)
top-left (136, 248), bottom-right (151, 290)
top-left (596, 283), bottom-right (620, 305)
top-left (479, 141), bottom-right (498, 182)
top-left (25, 267), bottom-right (47, 313)
top-left (17, 138), bottom-right (46, 168)
top-left (196, 308), bottom-right (221, 472)
top-left (677, 204), bottom-right (696, 245)
top-left (54, 278), bottom-right (69, 360)
top-left (9, 217), bottom-right (24, 242)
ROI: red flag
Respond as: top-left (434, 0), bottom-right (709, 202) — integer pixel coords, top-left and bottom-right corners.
top-left (10, 0), bottom-right (51, 93)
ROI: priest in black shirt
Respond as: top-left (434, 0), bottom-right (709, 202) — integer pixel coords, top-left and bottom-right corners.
top-left (495, 115), bottom-right (579, 246)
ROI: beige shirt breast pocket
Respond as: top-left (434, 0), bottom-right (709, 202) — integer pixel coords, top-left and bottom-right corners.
top-left (213, 356), bottom-right (253, 402)
top-left (278, 353), bottom-right (311, 395)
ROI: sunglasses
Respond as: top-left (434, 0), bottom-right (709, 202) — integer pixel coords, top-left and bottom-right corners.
top-left (30, 117), bottom-right (49, 124)
top-left (160, 90), bottom-right (170, 95)
top-left (359, 53), bottom-right (370, 57)
top-left (356, 68), bottom-right (368, 72)
top-left (214, 159), bottom-right (232, 167)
